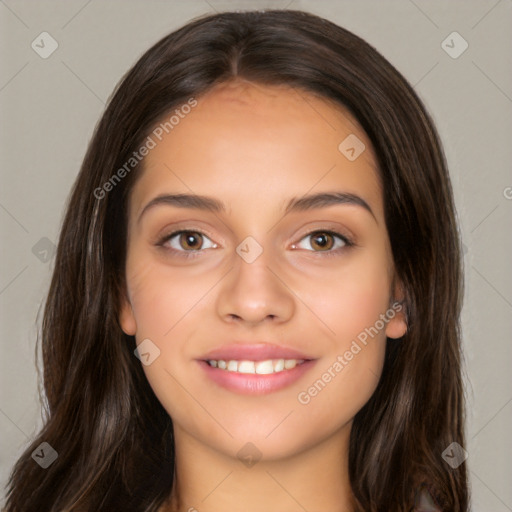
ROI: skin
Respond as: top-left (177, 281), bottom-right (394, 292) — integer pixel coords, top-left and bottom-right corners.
top-left (119, 79), bottom-right (407, 512)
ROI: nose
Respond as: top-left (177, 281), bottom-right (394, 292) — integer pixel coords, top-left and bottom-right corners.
top-left (215, 246), bottom-right (295, 326)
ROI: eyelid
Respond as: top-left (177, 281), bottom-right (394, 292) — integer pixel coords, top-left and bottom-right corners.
top-left (292, 222), bottom-right (355, 246)
top-left (157, 229), bottom-right (218, 253)
top-left (154, 222), bottom-right (218, 244)
top-left (155, 226), bottom-right (355, 262)
top-left (291, 229), bottom-right (354, 254)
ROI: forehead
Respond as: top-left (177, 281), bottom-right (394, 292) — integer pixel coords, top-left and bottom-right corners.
top-left (129, 80), bottom-right (382, 220)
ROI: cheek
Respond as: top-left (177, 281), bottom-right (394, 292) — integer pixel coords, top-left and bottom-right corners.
top-left (292, 249), bottom-right (391, 412)
top-left (296, 247), bottom-right (392, 345)
top-left (126, 257), bottom-right (214, 423)
top-left (126, 252), bottom-right (221, 366)
top-left (127, 253), bottom-right (211, 342)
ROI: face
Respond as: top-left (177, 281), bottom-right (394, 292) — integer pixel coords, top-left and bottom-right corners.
top-left (119, 79), bottom-right (407, 461)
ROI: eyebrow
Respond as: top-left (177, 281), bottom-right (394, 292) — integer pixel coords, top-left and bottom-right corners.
top-left (137, 191), bottom-right (376, 223)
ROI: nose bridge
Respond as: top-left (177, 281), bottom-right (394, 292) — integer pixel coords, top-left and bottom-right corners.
top-left (235, 241), bottom-right (276, 290)
top-left (215, 235), bottom-right (295, 324)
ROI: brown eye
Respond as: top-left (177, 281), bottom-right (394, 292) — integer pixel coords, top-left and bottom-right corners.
top-left (309, 232), bottom-right (335, 251)
top-left (178, 231), bottom-right (204, 250)
top-left (292, 230), bottom-right (351, 254)
top-left (161, 230), bottom-right (217, 254)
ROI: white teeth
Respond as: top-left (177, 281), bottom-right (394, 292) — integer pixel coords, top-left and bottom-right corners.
top-left (237, 361), bottom-right (255, 374)
top-left (274, 359), bottom-right (285, 372)
top-left (227, 360), bottom-right (238, 372)
top-left (208, 358), bottom-right (305, 374)
top-left (255, 360), bottom-right (274, 375)
top-left (284, 359), bottom-right (297, 370)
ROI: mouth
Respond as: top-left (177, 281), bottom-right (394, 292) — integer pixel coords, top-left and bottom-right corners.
top-left (197, 343), bottom-right (317, 395)
top-left (205, 358), bottom-right (307, 374)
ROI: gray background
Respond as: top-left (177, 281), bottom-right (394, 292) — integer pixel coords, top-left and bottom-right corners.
top-left (1, 0), bottom-right (511, 509)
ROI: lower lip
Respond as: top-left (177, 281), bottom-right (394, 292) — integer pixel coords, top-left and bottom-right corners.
top-left (197, 359), bottom-right (316, 395)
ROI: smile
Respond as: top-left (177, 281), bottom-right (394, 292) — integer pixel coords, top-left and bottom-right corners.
top-left (199, 358), bottom-right (316, 395)
top-left (207, 358), bottom-right (306, 374)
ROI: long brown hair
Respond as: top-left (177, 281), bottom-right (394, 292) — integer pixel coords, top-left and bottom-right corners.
top-left (4, 9), bottom-right (468, 511)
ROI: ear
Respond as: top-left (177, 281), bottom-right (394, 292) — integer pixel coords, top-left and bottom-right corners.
top-left (385, 279), bottom-right (408, 339)
top-left (119, 291), bottom-right (137, 336)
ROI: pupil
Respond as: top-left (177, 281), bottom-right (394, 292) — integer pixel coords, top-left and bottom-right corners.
top-left (313, 233), bottom-right (331, 250)
top-left (184, 232), bottom-right (201, 249)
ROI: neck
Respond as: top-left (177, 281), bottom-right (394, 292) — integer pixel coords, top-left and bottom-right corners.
top-left (162, 424), bottom-right (356, 512)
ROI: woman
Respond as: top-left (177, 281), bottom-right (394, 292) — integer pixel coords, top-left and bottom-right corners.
top-left (4, 9), bottom-right (468, 511)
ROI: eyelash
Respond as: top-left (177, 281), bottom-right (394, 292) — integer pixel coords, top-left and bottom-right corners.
top-left (156, 229), bottom-right (354, 259)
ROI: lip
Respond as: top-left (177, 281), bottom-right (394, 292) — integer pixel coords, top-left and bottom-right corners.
top-left (197, 342), bottom-right (317, 395)
top-left (200, 342), bottom-right (314, 362)
top-left (197, 359), bottom-right (317, 395)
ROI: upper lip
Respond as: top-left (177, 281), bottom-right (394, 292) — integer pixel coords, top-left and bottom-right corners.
top-left (200, 343), bottom-right (314, 362)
